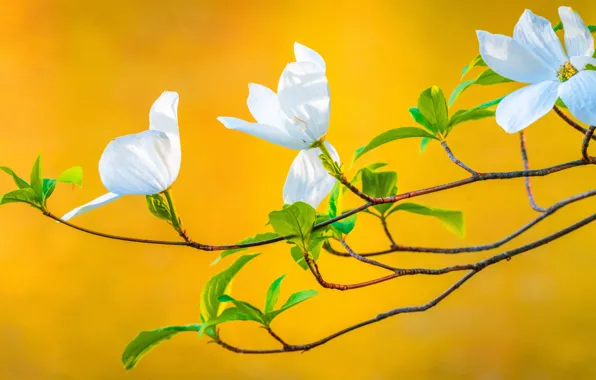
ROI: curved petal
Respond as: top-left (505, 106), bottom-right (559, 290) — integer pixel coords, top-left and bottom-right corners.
top-left (247, 83), bottom-right (284, 127)
top-left (570, 56), bottom-right (596, 71)
top-left (277, 61), bottom-right (330, 143)
top-left (99, 130), bottom-right (180, 195)
top-left (150, 91), bottom-right (179, 136)
top-left (217, 117), bottom-right (308, 150)
top-left (559, 70), bottom-right (596, 126)
top-left (513, 9), bottom-right (567, 70)
top-left (283, 141), bottom-right (339, 209)
top-left (476, 31), bottom-right (557, 83)
top-left (559, 6), bottom-right (594, 58)
top-left (294, 42), bottom-right (326, 72)
top-left (61, 192), bottom-right (122, 221)
top-left (496, 81), bottom-right (559, 133)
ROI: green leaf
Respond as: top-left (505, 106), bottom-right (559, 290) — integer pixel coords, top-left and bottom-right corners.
top-left (264, 275), bottom-right (286, 313)
top-left (216, 295), bottom-right (264, 324)
top-left (328, 182), bottom-right (357, 235)
top-left (290, 245), bottom-right (309, 270)
top-left (460, 54), bottom-right (486, 80)
top-left (57, 166), bottom-right (83, 187)
top-left (348, 162), bottom-right (388, 190)
top-left (0, 167), bottom-right (29, 189)
top-left (553, 21), bottom-right (563, 32)
top-left (0, 188), bottom-right (41, 208)
top-left (264, 289), bottom-right (318, 324)
top-left (408, 107), bottom-right (435, 133)
top-left (418, 86), bottom-right (449, 133)
top-left (590, 25), bottom-right (595, 33)
top-left (268, 202), bottom-right (316, 251)
top-left (29, 155), bottom-right (43, 200)
top-left (387, 202), bottom-right (465, 237)
top-left (361, 169), bottom-right (397, 215)
top-left (122, 324), bottom-right (201, 370)
top-left (199, 254), bottom-right (260, 322)
top-left (470, 96), bottom-right (505, 111)
top-left (449, 69), bottom-right (510, 107)
top-left (146, 194), bottom-right (173, 222)
top-left (212, 232), bottom-right (280, 265)
top-left (197, 307), bottom-right (261, 336)
top-left (352, 127), bottom-right (436, 163)
top-left (42, 178), bottom-right (57, 202)
top-left (448, 109), bottom-right (495, 130)
top-left (586, 64), bottom-right (596, 71)
top-left (419, 137), bottom-right (431, 153)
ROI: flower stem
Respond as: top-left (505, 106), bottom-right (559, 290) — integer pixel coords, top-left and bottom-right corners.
top-left (163, 189), bottom-right (182, 230)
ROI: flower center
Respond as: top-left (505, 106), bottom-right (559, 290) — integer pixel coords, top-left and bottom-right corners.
top-left (557, 61), bottom-right (578, 82)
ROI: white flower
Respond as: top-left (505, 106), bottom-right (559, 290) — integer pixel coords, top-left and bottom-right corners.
top-left (283, 141), bottom-right (340, 208)
top-left (217, 42), bottom-right (330, 150)
top-left (62, 91), bottom-right (180, 220)
top-left (477, 6), bottom-right (596, 133)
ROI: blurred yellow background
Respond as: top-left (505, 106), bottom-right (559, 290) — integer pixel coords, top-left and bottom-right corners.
top-left (1, 0), bottom-right (596, 378)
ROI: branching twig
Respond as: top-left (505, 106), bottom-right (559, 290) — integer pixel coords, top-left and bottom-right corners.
top-left (441, 141), bottom-right (479, 176)
top-left (581, 126), bottom-right (595, 162)
top-left (214, 213), bottom-right (596, 354)
top-left (324, 189), bottom-right (596, 257)
top-left (339, 238), bottom-right (396, 271)
top-left (519, 131), bottom-right (547, 212)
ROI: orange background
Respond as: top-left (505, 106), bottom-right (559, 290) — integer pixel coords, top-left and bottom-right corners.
top-left (1, 0), bottom-right (596, 378)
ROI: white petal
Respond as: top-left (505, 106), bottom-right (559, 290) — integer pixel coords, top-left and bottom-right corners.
top-left (150, 91), bottom-right (179, 136)
top-left (496, 81), bottom-right (559, 133)
top-left (247, 83), bottom-right (284, 127)
top-left (283, 141), bottom-right (340, 209)
top-left (513, 9), bottom-right (567, 69)
top-left (559, 70), bottom-right (596, 126)
top-left (61, 192), bottom-right (121, 221)
top-left (217, 117), bottom-right (309, 150)
top-left (294, 42), bottom-right (326, 72)
top-left (277, 61), bottom-right (330, 143)
top-left (99, 130), bottom-right (181, 195)
top-left (570, 56), bottom-right (596, 71)
top-left (477, 31), bottom-right (557, 83)
top-left (559, 6), bottom-right (594, 58)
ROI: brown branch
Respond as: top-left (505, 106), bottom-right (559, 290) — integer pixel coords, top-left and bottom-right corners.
top-left (324, 189), bottom-right (596, 257)
top-left (554, 105), bottom-right (596, 141)
top-left (380, 216), bottom-right (397, 248)
top-left (338, 238), bottom-right (395, 271)
top-left (519, 131), bottom-right (546, 212)
top-left (214, 213), bottom-right (596, 354)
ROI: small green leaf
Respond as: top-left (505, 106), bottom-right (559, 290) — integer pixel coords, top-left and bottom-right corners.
top-left (328, 182), bottom-right (357, 235)
top-left (586, 64), bottom-right (596, 71)
top-left (264, 289), bottom-right (318, 324)
top-left (419, 137), bottom-right (431, 153)
top-left (461, 54), bottom-right (486, 80)
top-left (361, 169), bottom-right (397, 215)
top-left (448, 109), bottom-right (495, 130)
top-left (387, 202), bottom-right (465, 237)
top-left (408, 107), bottom-right (435, 133)
top-left (590, 25), bottom-right (595, 33)
top-left (449, 69), bottom-right (510, 107)
top-left (555, 98), bottom-right (567, 109)
top-left (57, 166), bottom-right (83, 187)
top-left (0, 188), bottom-right (41, 208)
top-left (122, 324), bottom-right (201, 370)
top-left (348, 162), bottom-right (388, 191)
top-left (264, 275), bottom-right (286, 313)
top-left (418, 86), bottom-right (449, 133)
top-left (0, 167), bottom-right (29, 189)
top-left (146, 194), bottom-right (173, 222)
top-left (29, 155), bottom-right (43, 200)
top-left (199, 254), bottom-right (260, 322)
top-left (212, 232), bottom-right (280, 264)
top-left (353, 127), bottom-right (436, 163)
top-left (553, 21), bottom-right (563, 32)
top-left (268, 202), bottom-right (316, 252)
top-left (290, 245), bottom-right (309, 270)
top-left (198, 307), bottom-right (261, 336)
top-left (216, 295), bottom-right (264, 324)
top-left (42, 178), bottom-right (57, 202)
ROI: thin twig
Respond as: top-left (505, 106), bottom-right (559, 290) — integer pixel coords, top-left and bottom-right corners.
top-left (338, 238), bottom-right (396, 271)
top-left (519, 131), bottom-right (547, 212)
top-left (440, 141), bottom-right (479, 176)
top-left (553, 106), bottom-right (596, 141)
top-left (214, 214), bottom-right (596, 354)
top-left (324, 189), bottom-right (596, 256)
top-left (380, 216), bottom-right (397, 248)
top-left (581, 126), bottom-right (595, 162)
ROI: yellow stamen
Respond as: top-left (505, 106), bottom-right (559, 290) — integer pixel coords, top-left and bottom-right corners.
top-left (557, 61), bottom-right (578, 82)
